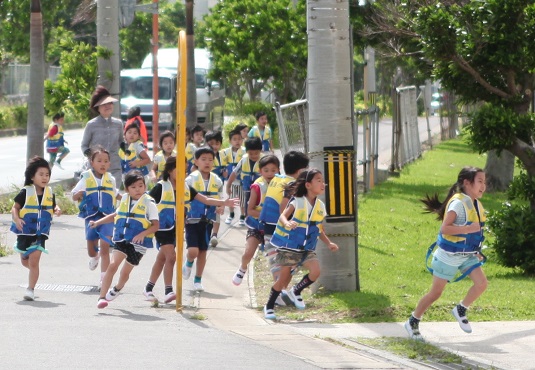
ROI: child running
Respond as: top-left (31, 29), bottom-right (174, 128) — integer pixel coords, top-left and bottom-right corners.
top-left (90, 170), bottom-right (159, 309)
top-left (204, 130), bottom-right (226, 247)
top-left (264, 169), bottom-right (338, 320)
top-left (185, 124), bottom-right (205, 175)
top-left (44, 112), bottom-right (70, 170)
top-left (182, 147), bottom-right (224, 292)
top-left (232, 155), bottom-right (280, 286)
top-left (221, 129), bottom-right (245, 225)
top-left (150, 130), bottom-right (176, 183)
top-left (405, 166), bottom-right (487, 341)
top-left (118, 123), bottom-right (152, 183)
top-left (248, 111), bottom-right (273, 153)
top-left (143, 156), bottom-right (239, 303)
top-left (226, 137), bottom-right (263, 226)
top-left (10, 156), bottom-right (61, 301)
top-left (72, 145), bottom-right (119, 287)
top-left (260, 151), bottom-right (309, 284)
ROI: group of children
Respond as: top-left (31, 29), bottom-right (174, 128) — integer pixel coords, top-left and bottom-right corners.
top-left (11, 110), bottom-right (490, 342)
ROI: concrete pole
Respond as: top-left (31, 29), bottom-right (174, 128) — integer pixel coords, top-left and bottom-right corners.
top-left (97, 0), bottom-right (121, 118)
top-left (185, 0), bottom-right (197, 127)
top-left (307, 0), bottom-right (357, 291)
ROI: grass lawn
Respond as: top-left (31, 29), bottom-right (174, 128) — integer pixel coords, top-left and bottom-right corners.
top-left (254, 137), bottom-right (534, 323)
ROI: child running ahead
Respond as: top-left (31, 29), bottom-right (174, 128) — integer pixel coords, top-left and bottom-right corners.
top-left (150, 130), bottom-right (176, 183)
top-left (90, 170), bottom-right (159, 309)
top-left (221, 129), bottom-right (245, 225)
top-left (264, 169), bottom-right (338, 320)
top-left (11, 157), bottom-right (61, 301)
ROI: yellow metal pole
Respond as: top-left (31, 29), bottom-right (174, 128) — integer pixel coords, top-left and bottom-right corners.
top-left (175, 30), bottom-right (187, 312)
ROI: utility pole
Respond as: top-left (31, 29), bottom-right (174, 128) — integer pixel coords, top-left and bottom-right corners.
top-left (307, 0), bottom-right (357, 291)
top-left (185, 0), bottom-right (197, 126)
top-left (151, 0), bottom-right (159, 150)
top-left (97, 0), bottom-right (121, 117)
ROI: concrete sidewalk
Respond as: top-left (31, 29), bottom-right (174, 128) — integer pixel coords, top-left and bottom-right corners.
top-left (2, 215), bottom-right (533, 369)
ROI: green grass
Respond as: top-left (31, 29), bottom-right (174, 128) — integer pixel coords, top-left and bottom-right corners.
top-left (255, 137), bottom-right (534, 323)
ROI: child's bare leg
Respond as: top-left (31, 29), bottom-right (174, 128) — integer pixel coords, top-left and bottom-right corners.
top-left (186, 246), bottom-right (199, 263)
top-left (149, 249), bottom-right (166, 284)
top-left (87, 240), bottom-right (99, 257)
top-left (99, 250), bottom-right (125, 297)
top-left (462, 267), bottom-right (488, 307)
top-left (240, 236), bottom-right (259, 271)
top-left (27, 251), bottom-right (42, 289)
top-left (413, 275), bottom-right (448, 318)
top-left (161, 245), bottom-right (176, 287)
top-left (195, 250), bottom-right (207, 277)
top-left (20, 255), bottom-right (29, 269)
top-left (115, 262), bottom-right (135, 290)
top-left (99, 241), bottom-right (111, 272)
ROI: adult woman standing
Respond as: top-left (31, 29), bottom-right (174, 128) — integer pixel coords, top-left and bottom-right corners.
top-left (81, 86), bottom-right (124, 185)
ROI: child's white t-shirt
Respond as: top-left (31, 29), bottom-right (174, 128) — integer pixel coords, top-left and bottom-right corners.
top-left (72, 174), bottom-right (119, 196)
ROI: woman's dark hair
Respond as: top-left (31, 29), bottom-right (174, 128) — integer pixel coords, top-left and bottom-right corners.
top-left (421, 166), bottom-right (484, 220)
top-left (89, 145), bottom-right (110, 162)
top-left (124, 170), bottom-right (145, 188)
top-left (24, 156), bottom-right (51, 186)
top-left (52, 112), bottom-right (65, 121)
top-left (285, 168), bottom-right (322, 198)
top-left (159, 130), bottom-right (176, 149)
top-left (258, 154), bottom-right (280, 169)
top-left (124, 122), bottom-right (141, 136)
top-left (89, 85), bottom-right (112, 114)
top-left (127, 106), bottom-right (141, 120)
top-left (162, 155), bottom-right (177, 181)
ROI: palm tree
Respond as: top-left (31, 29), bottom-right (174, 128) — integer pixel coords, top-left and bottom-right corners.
top-left (27, 0), bottom-right (45, 160)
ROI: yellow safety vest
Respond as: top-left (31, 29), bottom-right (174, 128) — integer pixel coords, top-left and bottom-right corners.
top-left (78, 170), bottom-right (115, 218)
top-left (187, 170), bottom-right (221, 221)
top-left (113, 193), bottom-right (155, 248)
top-left (154, 149), bottom-right (177, 180)
top-left (245, 176), bottom-right (269, 230)
top-left (156, 180), bottom-right (175, 231)
top-left (10, 185), bottom-right (54, 236)
top-left (259, 174), bottom-right (295, 224)
top-left (239, 154), bottom-right (262, 190)
top-left (119, 140), bottom-right (149, 175)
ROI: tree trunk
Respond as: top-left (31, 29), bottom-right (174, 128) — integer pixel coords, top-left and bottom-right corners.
top-left (185, 0), bottom-right (197, 127)
top-left (27, 0), bottom-right (45, 160)
top-left (484, 150), bottom-right (515, 192)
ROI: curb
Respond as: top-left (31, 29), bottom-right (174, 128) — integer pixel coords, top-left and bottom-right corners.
top-left (0, 122), bottom-right (85, 138)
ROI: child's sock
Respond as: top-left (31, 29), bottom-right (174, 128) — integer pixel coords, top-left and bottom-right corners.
top-left (186, 260), bottom-right (194, 268)
top-left (194, 276), bottom-right (202, 284)
top-left (229, 212), bottom-right (235, 218)
top-left (211, 233), bottom-right (217, 238)
top-left (293, 274), bottom-right (314, 295)
top-left (409, 314), bottom-right (421, 327)
top-left (240, 215), bottom-right (245, 220)
top-left (266, 287), bottom-right (281, 310)
top-left (112, 286), bottom-right (121, 293)
top-left (145, 281), bottom-right (155, 292)
top-left (165, 285), bottom-right (173, 295)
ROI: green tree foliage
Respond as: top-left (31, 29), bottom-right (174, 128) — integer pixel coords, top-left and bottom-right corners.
top-left (198, 0), bottom-right (307, 105)
top-left (44, 40), bottom-right (109, 121)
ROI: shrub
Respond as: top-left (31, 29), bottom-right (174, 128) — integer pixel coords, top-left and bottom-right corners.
top-left (0, 105), bottom-right (28, 129)
top-left (487, 202), bottom-right (535, 275)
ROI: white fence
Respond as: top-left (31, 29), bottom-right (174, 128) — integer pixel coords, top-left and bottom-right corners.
top-left (1, 63), bottom-right (61, 97)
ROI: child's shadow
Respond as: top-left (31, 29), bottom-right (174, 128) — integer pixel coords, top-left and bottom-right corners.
top-left (98, 309), bottom-right (166, 322)
top-left (16, 300), bottom-right (66, 309)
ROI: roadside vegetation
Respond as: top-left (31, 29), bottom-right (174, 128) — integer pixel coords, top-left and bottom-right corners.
top-left (254, 137), bottom-right (532, 323)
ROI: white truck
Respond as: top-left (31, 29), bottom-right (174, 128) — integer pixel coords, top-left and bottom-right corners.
top-left (120, 48), bottom-right (225, 140)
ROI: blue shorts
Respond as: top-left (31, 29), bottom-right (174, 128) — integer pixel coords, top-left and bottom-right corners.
top-left (185, 222), bottom-right (213, 251)
top-left (431, 255), bottom-right (481, 281)
top-left (85, 214), bottom-right (114, 242)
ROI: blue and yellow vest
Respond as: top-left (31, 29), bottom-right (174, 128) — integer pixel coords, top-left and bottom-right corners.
top-left (437, 193), bottom-right (486, 253)
top-left (185, 142), bottom-right (198, 174)
top-left (239, 154), bottom-right (261, 191)
top-left (113, 193), bottom-right (155, 248)
top-left (259, 174), bottom-right (294, 225)
top-left (46, 122), bottom-right (64, 151)
top-left (221, 147), bottom-right (245, 180)
top-left (154, 149), bottom-right (177, 180)
top-left (211, 151), bottom-right (225, 181)
top-left (119, 140), bottom-right (149, 176)
top-left (245, 177), bottom-right (269, 230)
top-left (249, 125), bottom-right (271, 152)
top-left (184, 181), bottom-right (191, 214)
top-left (271, 196), bottom-right (326, 252)
top-left (78, 170), bottom-right (115, 219)
top-left (186, 170), bottom-right (220, 221)
top-left (10, 185), bottom-right (54, 236)
top-left (156, 180), bottom-right (175, 231)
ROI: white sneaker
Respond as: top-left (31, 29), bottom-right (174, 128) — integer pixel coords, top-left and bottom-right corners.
top-left (232, 268), bottom-right (246, 286)
top-left (287, 287), bottom-right (305, 310)
top-left (143, 290), bottom-right (158, 302)
top-left (88, 255), bottom-right (99, 271)
top-left (105, 288), bottom-right (119, 301)
top-left (404, 319), bottom-right (424, 341)
top-left (210, 235), bottom-right (218, 247)
top-left (182, 262), bottom-right (192, 280)
top-left (238, 219), bottom-right (245, 226)
top-left (263, 305), bottom-right (276, 320)
top-left (193, 282), bottom-right (204, 292)
top-left (23, 288), bottom-right (34, 301)
top-left (164, 291), bottom-right (176, 303)
top-left (452, 305), bottom-right (472, 333)
top-left (275, 294), bottom-right (287, 306)
top-left (224, 215), bottom-right (234, 224)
